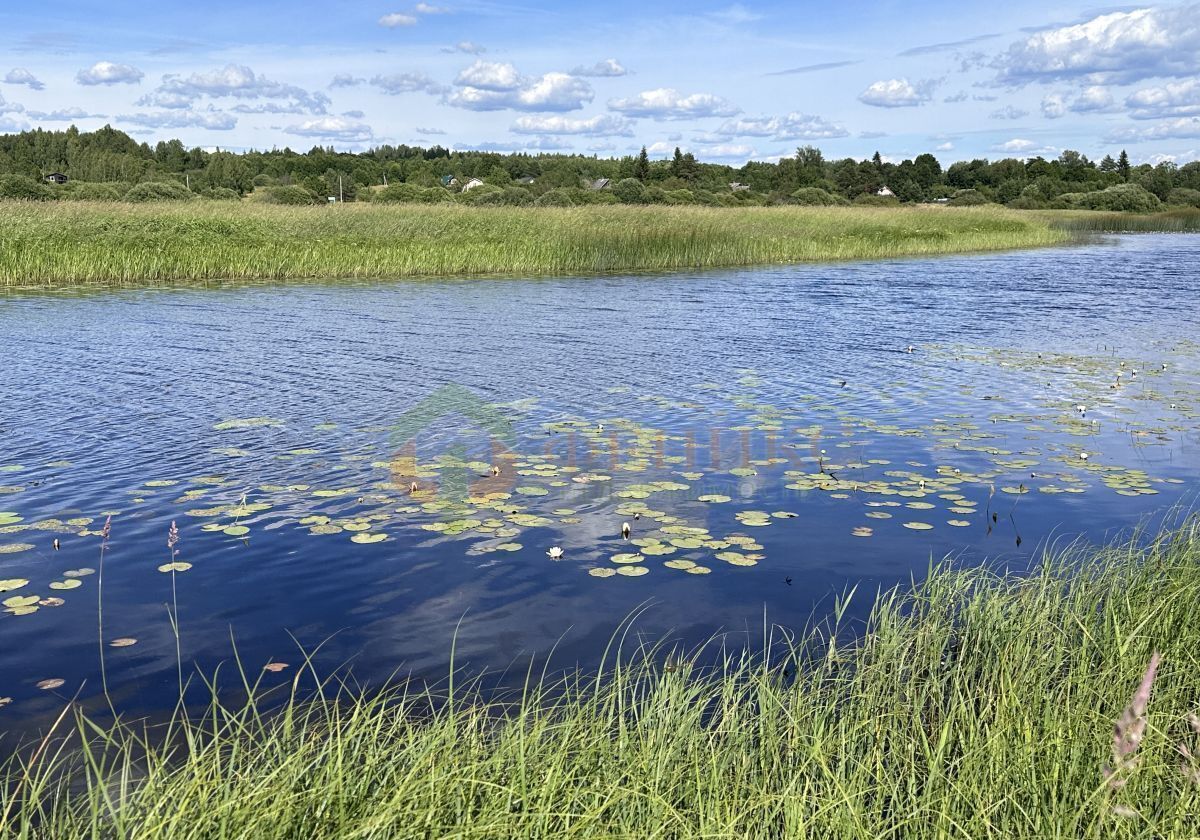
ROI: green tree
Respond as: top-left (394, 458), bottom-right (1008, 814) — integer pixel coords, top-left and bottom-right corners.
top-left (1117, 150), bottom-right (1131, 182)
top-left (633, 146), bottom-right (650, 182)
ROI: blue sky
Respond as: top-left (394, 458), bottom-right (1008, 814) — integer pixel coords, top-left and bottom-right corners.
top-left (2, 1), bottom-right (1199, 165)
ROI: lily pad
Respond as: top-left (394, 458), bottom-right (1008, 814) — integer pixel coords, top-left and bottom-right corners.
top-left (351, 533), bottom-right (388, 544)
top-left (223, 525), bottom-right (250, 537)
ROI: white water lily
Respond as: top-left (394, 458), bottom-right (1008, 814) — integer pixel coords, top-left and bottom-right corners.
top-left (547, 546), bottom-right (564, 559)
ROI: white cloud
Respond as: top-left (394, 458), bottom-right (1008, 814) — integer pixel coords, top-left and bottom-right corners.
top-left (1041, 93), bottom-right (1066, 118)
top-left (140, 64), bottom-right (329, 113)
top-left (714, 112), bottom-right (848, 140)
top-left (571, 59), bottom-right (628, 77)
top-left (442, 41), bottom-right (486, 54)
top-left (858, 78), bottom-right (936, 108)
top-left (989, 105), bottom-right (1028, 119)
top-left (330, 74), bottom-right (364, 88)
top-left (0, 91), bottom-right (24, 114)
top-left (1107, 118), bottom-right (1200, 143)
top-left (1126, 79), bottom-right (1200, 120)
top-left (285, 115), bottom-right (374, 141)
top-left (415, 126), bottom-right (446, 135)
top-left (995, 4), bottom-right (1200, 85)
top-left (379, 13), bottom-right (418, 27)
top-left (371, 72), bottom-right (446, 95)
top-left (608, 88), bottom-right (740, 119)
top-left (944, 91), bottom-right (968, 103)
top-left (936, 141), bottom-right (954, 151)
top-left (511, 114), bottom-right (633, 136)
top-left (0, 115), bottom-right (30, 132)
top-left (3, 68), bottom-right (44, 91)
top-left (588, 141), bottom-right (617, 152)
top-left (708, 4), bottom-right (762, 24)
top-left (116, 110), bottom-right (237, 130)
top-left (77, 61), bottom-right (144, 86)
top-left (415, 3), bottom-right (450, 12)
top-left (1071, 85), bottom-right (1114, 113)
top-left (991, 138), bottom-right (1057, 156)
top-left (448, 65), bottom-right (593, 112)
top-left (454, 60), bottom-right (522, 91)
top-left (695, 142), bottom-right (756, 159)
top-left (27, 107), bottom-right (105, 121)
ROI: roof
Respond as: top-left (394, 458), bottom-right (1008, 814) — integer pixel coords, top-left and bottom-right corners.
top-left (589, 178), bottom-right (611, 190)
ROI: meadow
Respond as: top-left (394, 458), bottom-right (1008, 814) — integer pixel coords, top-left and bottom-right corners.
top-left (0, 202), bottom-right (1069, 286)
top-left (2, 520), bottom-right (1198, 838)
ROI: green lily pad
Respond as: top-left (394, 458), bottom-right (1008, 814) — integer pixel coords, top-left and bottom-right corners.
top-left (48, 580), bottom-right (82, 590)
top-left (223, 525), bottom-right (250, 537)
top-left (351, 533), bottom-right (388, 544)
top-left (158, 562), bottom-right (193, 573)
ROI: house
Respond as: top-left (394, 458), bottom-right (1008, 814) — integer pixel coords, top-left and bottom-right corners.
top-left (439, 175), bottom-right (459, 188)
top-left (461, 177), bottom-right (485, 192)
top-left (44, 173), bottom-right (68, 185)
top-left (729, 182), bottom-right (750, 192)
top-left (876, 185), bottom-right (895, 197)
top-left (588, 178), bottom-right (611, 191)
top-left (516, 175), bottom-right (536, 186)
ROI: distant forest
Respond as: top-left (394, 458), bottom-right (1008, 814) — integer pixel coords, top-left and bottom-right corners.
top-left (2, 124), bottom-right (1199, 211)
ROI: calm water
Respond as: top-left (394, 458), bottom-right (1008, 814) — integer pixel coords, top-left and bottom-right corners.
top-left (2, 234), bottom-right (1199, 731)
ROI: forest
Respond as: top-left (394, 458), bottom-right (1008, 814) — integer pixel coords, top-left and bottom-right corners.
top-left (2, 124), bottom-right (1199, 212)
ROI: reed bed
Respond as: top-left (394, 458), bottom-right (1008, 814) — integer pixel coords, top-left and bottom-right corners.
top-left (1040, 208), bottom-right (1200, 233)
top-left (0, 202), bottom-right (1067, 286)
top-left (3, 520), bottom-right (1200, 838)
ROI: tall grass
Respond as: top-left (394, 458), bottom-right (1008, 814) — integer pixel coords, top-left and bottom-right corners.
top-left (3, 520), bottom-right (1200, 838)
top-left (0, 202), bottom-right (1068, 286)
top-left (1040, 208), bottom-right (1200, 232)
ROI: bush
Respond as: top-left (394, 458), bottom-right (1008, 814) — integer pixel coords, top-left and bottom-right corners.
top-left (459, 183), bottom-right (506, 205)
top-left (612, 178), bottom-right (646, 204)
top-left (202, 187), bottom-right (241, 201)
top-left (376, 184), bottom-right (425, 204)
top-left (663, 189), bottom-right (695, 205)
top-left (1006, 195), bottom-right (1047, 210)
top-left (251, 174), bottom-right (272, 188)
top-left (1167, 188), bottom-right (1200, 208)
top-left (947, 189), bottom-right (990, 207)
top-left (1084, 184), bottom-right (1163, 213)
top-left (534, 188), bottom-right (575, 207)
top-left (643, 186), bottom-right (668, 205)
top-left (124, 181), bottom-right (195, 202)
top-left (256, 185), bottom-right (319, 205)
top-left (852, 193), bottom-right (900, 206)
top-left (0, 174), bottom-right (54, 201)
top-left (59, 182), bottom-right (124, 201)
top-left (790, 187), bottom-right (840, 206)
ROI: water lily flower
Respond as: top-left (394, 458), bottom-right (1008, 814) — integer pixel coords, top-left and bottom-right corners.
top-left (547, 546), bottom-right (564, 559)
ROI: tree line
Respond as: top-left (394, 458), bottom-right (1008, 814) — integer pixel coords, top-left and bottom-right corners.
top-left (1, 124), bottom-right (1198, 211)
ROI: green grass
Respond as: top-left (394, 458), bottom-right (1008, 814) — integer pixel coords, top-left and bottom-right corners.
top-left (1040, 208), bottom-right (1200, 232)
top-left (4, 520), bottom-right (1200, 838)
top-left (0, 202), bottom-right (1068, 286)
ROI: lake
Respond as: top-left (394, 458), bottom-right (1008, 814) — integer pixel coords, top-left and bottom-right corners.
top-left (2, 233), bottom-right (1198, 730)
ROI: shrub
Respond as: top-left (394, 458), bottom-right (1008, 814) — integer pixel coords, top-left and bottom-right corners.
top-left (947, 189), bottom-right (990, 207)
top-left (202, 187), bottom-right (241, 201)
top-left (790, 187), bottom-right (839, 206)
top-left (643, 186), bottom-right (668, 205)
top-left (59, 182), bottom-right (124, 201)
top-left (251, 174), bottom-right (272, 188)
top-left (1006, 195), bottom-right (1047, 210)
top-left (1084, 184), bottom-right (1162, 213)
top-left (612, 178), bottom-right (646, 204)
top-left (663, 189), bottom-right (695, 205)
top-left (376, 184), bottom-right (425, 204)
top-left (124, 181), bottom-right (195, 202)
top-left (459, 183), bottom-right (506, 205)
top-left (534, 188), bottom-right (575, 207)
top-left (1166, 188), bottom-right (1200, 208)
top-left (0, 174), bottom-right (54, 201)
top-left (257, 185), bottom-right (319, 205)
top-left (852, 193), bottom-right (900, 206)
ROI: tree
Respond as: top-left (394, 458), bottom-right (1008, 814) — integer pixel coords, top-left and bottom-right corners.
top-left (633, 146), bottom-right (650, 182)
top-left (872, 151), bottom-right (883, 171)
top-left (1098, 154), bottom-right (1117, 173)
top-left (1117, 150), bottom-right (1131, 182)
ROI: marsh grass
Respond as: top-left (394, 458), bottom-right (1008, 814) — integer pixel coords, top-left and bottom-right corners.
top-left (4, 520), bottom-right (1200, 838)
top-left (1041, 208), bottom-right (1200, 233)
top-left (0, 202), bottom-right (1067, 286)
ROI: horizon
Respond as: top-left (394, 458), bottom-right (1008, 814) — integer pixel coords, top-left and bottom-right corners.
top-left (1, 1), bottom-right (1198, 166)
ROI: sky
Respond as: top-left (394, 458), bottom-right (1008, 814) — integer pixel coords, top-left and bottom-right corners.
top-left (2, 0), bottom-right (1199, 165)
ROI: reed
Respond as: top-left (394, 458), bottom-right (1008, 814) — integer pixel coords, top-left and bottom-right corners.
top-left (3, 520), bottom-right (1200, 838)
top-left (1040, 208), bottom-right (1200, 232)
top-left (0, 202), bottom-right (1068, 286)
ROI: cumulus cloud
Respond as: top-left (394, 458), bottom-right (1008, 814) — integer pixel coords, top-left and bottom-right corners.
top-left (0, 91), bottom-right (24, 114)
top-left (1041, 93), bottom-right (1066, 118)
top-left (371, 72), bottom-right (446, 95)
top-left (330, 74), bottom-right (364, 88)
top-left (570, 59), bottom-right (628, 77)
top-left (442, 41), bottom-right (486, 54)
top-left (989, 105), bottom-right (1028, 119)
top-left (511, 114), bottom-right (633, 136)
top-left (379, 12), bottom-right (418, 27)
top-left (991, 138), bottom-right (1057, 156)
top-left (1126, 79), bottom-right (1200, 119)
top-left (608, 88), bottom-right (740, 119)
top-left (0, 115), bottom-right (31, 132)
top-left (26, 107), bottom-right (105, 121)
top-left (447, 62), bottom-right (593, 111)
top-left (694, 142), bottom-right (756, 159)
top-left (285, 115), bottom-right (374, 141)
top-left (77, 61), bottom-right (144, 86)
top-left (936, 141), bottom-right (955, 151)
top-left (415, 126), bottom-right (446, 135)
top-left (714, 112), bottom-right (848, 140)
top-left (415, 3), bottom-right (450, 12)
top-left (994, 4), bottom-right (1200, 85)
top-left (858, 78), bottom-right (937, 108)
top-left (1107, 118), bottom-right (1200, 143)
top-left (116, 110), bottom-right (237, 130)
top-left (139, 64), bottom-right (329, 114)
top-left (3, 68), bottom-right (44, 91)
top-left (1070, 85), bottom-right (1115, 113)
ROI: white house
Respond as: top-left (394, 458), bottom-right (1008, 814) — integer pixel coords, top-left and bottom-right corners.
top-left (876, 185), bottom-right (895, 197)
top-left (461, 178), bottom-right (485, 192)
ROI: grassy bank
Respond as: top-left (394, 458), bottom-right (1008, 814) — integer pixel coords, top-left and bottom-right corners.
top-left (0, 202), bottom-right (1067, 286)
top-left (4, 522), bottom-right (1200, 838)
top-left (1040, 208), bottom-right (1200, 233)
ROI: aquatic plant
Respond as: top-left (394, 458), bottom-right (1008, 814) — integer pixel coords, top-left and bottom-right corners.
top-left (2, 520), bottom-right (1199, 837)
